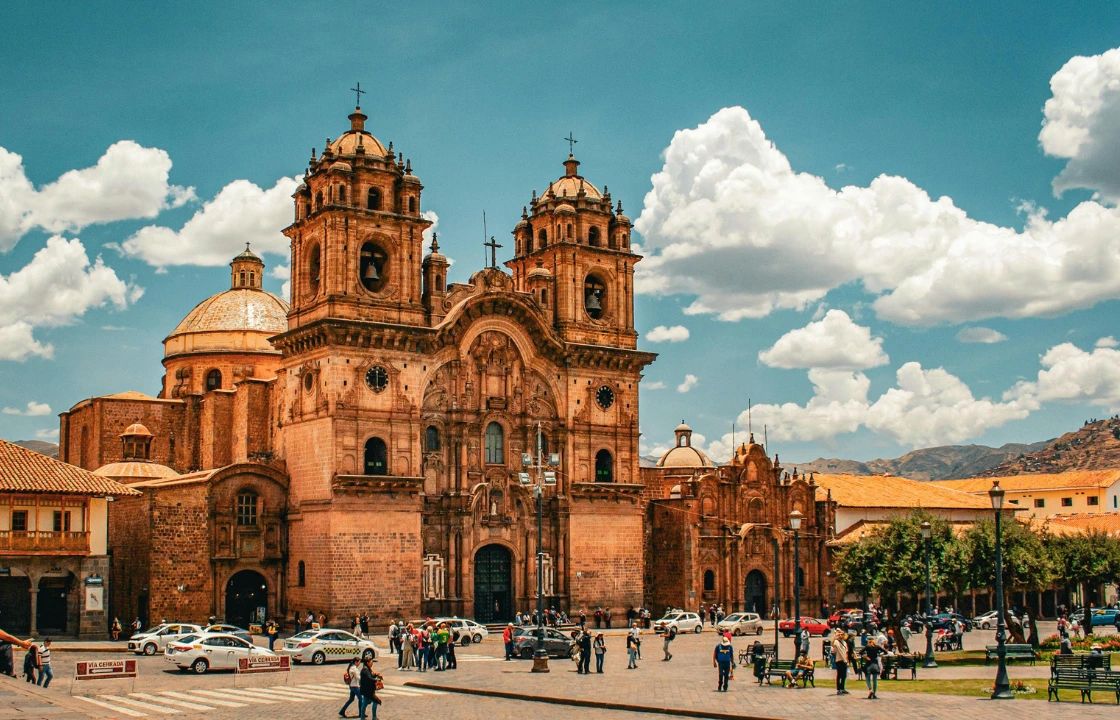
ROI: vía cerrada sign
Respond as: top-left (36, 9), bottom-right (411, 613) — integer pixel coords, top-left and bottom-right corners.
top-left (75, 659), bottom-right (138, 680)
top-left (237, 655), bottom-right (290, 673)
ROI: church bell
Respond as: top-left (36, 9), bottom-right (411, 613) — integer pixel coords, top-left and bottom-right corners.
top-left (585, 291), bottom-right (601, 311)
top-left (363, 262), bottom-right (379, 282)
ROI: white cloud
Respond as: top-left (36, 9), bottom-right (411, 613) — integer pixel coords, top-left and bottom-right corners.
top-left (0, 142), bottom-right (194, 251)
top-left (644, 381), bottom-right (666, 390)
top-left (633, 105), bottom-right (1120, 327)
top-left (0, 236), bottom-right (141, 362)
top-left (2, 401), bottom-right (51, 416)
top-left (955, 327), bottom-right (1009, 344)
top-left (751, 369), bottom-right (871, 443)
top-left (1096, 336), bottom-right (1118, 348)
top-left (1009, 343), bottom-right (1120, 411)
top-left (759, 310), bottom-right (888, 370)
top-left (1040, 47), bottom-right (1120, 203)
top-left (117, 176), bottom-right (300, 269)
top-left (270, 263), bottom-right (291, 302)
top-left (645, 325), bottom-right (690, 343)
top-left (34, 428), bottom-right (59, 440)
top-left (677, 374), bottom-right (699, 393)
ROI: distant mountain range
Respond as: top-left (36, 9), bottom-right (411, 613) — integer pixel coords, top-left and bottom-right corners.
top-left (791, 441), bottom-right (1052, 481)
top-left (11, 440), bottom-right (60, 459)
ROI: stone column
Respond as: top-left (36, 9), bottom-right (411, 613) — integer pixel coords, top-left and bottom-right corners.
top-left (28, 587), bottom-right (39, 636)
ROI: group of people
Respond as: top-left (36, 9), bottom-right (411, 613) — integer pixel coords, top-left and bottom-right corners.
top-left (387, 620), bottom-right (458, 671)
top-left (339, 655), bottom-right (383, 719)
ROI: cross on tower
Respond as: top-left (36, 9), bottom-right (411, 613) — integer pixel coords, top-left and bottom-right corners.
top-left (351, 82), bottom-right (366, 107)
top-left (485, 236), bottom-right (503, 269)
top-left (564, 131), bottom-right (578, 155)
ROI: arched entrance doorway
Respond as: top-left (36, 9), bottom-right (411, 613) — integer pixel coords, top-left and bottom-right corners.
top-left (745, 570), bottom-right (767, 616)
top-left (37, 573), bottom-right (73, 633)
top-left (225, 570), bottom-right (268, 627)
top-left (473, 545), bottom-right (512, 624)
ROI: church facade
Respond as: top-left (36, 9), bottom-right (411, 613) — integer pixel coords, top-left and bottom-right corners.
top-left (60, 105), bottom-right (656, 628)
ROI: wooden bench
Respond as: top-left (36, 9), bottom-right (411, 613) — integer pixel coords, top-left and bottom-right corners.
top-left (766, 659), bottom-right (815, 688)
top-left (739, 643), bottom-right (775, 666)
top-left (1049, 666), bottom-right (1120, 703)
top-left (880, 653), bottom-right (919, 680)
top-left (935, 634), bottom-right (962, 652)
top-left (985, 643), bottom-right (1037, 665)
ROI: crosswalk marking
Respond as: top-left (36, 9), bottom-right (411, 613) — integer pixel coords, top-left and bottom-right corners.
top-left (74, 696), bottom-right (148, 717)
top-left (130, 693), bottom-right (215, 711)
top-left (159, 691), bottom-right (247, 708)
top-left (98, 695), bottom-right (182, 714)
top-left (246, 686), bottom-right (317, 701)
top-left (272, 687), bottom-right (340, 699)
top-left (190, 689), bottom-right (277, 704)
top-left (223, 688), bottom-right (306, 702)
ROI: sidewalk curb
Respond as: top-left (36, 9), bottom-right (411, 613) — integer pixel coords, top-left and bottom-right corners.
top-left (403, 681), bottom-right (782, 720)
top-left (0, 675), bottom-right (100, 716)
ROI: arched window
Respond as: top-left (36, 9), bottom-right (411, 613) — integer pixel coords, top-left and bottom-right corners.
top-left (588, 226), bottom-right (601, 247)
top-left (308, 242), bottom-right (321, 294)
top-left (704, 570), bottom-right (715, 592)
top-left (425, 426), bottom-right (441, 452)
top-left (541, 288), bottom-right (548, 306)
top-left (315, 191), bottom-right (323, 210)
top-left (567, 223), bottom-right (573, 239)
top-left (538, 229), bottom-right (548, 248)
top-left (595, 449), bottom-right (613, 482)
top-left (359, 242), bottom-right (387, 293)
top-left (297, 561), bottom-right (306, 587)
top-left (584, 274), bottom-right (606, 320)
top-left (236, 491), bottom-right (258, 526)
top-left (367, 188), bottom-right (381, 210)
top-left (484, 422), bottom-right (504, 464)
top-left (526, 235), bottom-right (534, 254)
top-left (338, 184), bottom-right (347, 204)
top-left (408, 197), bottom-right (417, 213)
top-left (239, 271), bottom-right (246, 287)
top-left (797, 567), bottom-right (805, 588)
top-left (364, 437), bottom-right (388, 476)
top-left (435, 274), bottom-right (444, 292)
top-left (206, 369), bottom-right (222, 392)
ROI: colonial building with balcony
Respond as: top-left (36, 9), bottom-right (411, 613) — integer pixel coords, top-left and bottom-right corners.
top-left (0, 438), bottom-right (138, 638)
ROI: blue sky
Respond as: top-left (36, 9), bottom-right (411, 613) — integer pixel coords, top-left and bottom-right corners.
top-left (2, 1), bottom-right (1120, 463)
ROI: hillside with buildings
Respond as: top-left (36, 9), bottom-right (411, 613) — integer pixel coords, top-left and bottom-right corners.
top-left (976, 417), bottom-right (1120, 477)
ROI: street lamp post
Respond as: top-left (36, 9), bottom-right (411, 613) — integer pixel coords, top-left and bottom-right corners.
top-left (989, 481), bottom-right (1013, 700)
top-left (526, 422), bottom-right (557, 674)
top-left (920, 520), bottom-right (937, 668)
top-left (789, 510), bottom-right (802, 656)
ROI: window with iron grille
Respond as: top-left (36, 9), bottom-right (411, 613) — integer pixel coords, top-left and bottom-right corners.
top-left (237, 492), bottom-right (258, 526)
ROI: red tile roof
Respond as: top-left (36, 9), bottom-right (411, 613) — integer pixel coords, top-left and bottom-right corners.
top-left (0, 438), bottom-right (139, 496)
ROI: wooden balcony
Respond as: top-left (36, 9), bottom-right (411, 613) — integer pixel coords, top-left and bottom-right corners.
top-left (0, 530), bottom-right (91, 555)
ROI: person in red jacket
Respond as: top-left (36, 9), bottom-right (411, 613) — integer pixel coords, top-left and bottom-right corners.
top-left (503, 623), bottom-right (515, 661)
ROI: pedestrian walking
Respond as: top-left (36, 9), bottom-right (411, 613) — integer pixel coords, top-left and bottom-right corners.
top-left (266, 619), bottom-right (279, 651)
top-left (595, 608), bottom-right (603, 629)
top-left (860, 637), bottom-right (883, 700)
top-left (750, 640), bottom-right (767, 685)
top-left (593, 632), bottom-right (606, 673)
top-left (399, 626), bottom-right (415, 669)
top-left (358, 657), bottom-right (382, 720)
top-left (360, 614), bottom-right (370, 638)
top-left (662, 624), bottom-right (676, 661)
top-left (110, 617), bottom-right (122, 641)
top-left (626, 627), bottom-right (639, 669)
top-left (35, 639), bottom-right (52, 688)
top-left (21, 641), bottom-right (38, 684)
top-left (604, 608), bottom-right (612, 628)
top-left (503, 623), bottom-right (515, 660)
top-left (713, 636), bottom-right (735, 692)
top-left (340, 657), bottom-right (361, 717)
top-left (446, 628), bottom-right (457, 670)
top-left (577, 630), bottom-right (592, 674)
top-left (832, 630), bottom-right (849, 695)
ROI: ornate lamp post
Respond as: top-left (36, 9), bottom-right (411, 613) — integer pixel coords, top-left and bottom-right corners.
top-left (989, 481), bottom-right (1013, 699)
top-left (920, 520), bottom-right (937, 668)
top-left (789, 509), bottom-right (802, 655)
top-left (525, 422), bottom-right (558, 674)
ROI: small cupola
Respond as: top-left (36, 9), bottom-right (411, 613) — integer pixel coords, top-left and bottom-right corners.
top-left (120, 422), bottom-right (154, 460)
top-left (674, 421), bottom-right (693, 447)
top-left (563, 154), bottom-right (580, 177)
top-left (230, 243), bottom-right (265, 289)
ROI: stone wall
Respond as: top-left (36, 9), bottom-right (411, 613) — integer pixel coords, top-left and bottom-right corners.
top-left (107, 494), bottom-right (153, 625)
top-left (568, 497), bottom-right (643, 615)
top-left (147, 483), bottom-right (212, 623)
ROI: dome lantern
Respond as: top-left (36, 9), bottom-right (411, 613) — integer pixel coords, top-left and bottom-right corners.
top-left (230, 243), bottom-right (264, 290)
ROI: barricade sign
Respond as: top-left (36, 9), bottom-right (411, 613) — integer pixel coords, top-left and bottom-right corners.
top-left (71, 659), bottom-right (137, 696)
top-left (237, 655), bottom-right (290, 674)
top-left (75, 659), bottom-right (138, 681)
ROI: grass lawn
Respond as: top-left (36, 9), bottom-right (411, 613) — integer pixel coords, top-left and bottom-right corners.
top-left (875, 678), bottom-right (1108, 702)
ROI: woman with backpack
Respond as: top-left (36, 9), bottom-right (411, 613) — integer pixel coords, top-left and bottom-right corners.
top-left (860, 637), bottom-right (883, 699)
top-left (21, 641), bottom-right (38, 684)
top-left (339, 657), bottom-right (361, 718)
top-left (358, 656), bottom-right (382, 720)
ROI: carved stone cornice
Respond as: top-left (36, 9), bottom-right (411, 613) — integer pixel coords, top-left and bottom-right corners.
top-left (332, 474), bottom-right (424, 495)
top-left (570, 482), bottom-right (645, 502)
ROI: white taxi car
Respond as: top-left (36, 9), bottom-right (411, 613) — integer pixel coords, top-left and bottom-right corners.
top-left (165, 632), bottom-right (277, 674)
top-left (280, 628), bottom-right (378, 664)
top-left (717, 612), bottom-right (764, 636)
top-left (128, 623), bottom-right (204, 656)
top-left (436, 617), bottom-right (489, 645)
top-left (653, 611), bottom-right (704, 634)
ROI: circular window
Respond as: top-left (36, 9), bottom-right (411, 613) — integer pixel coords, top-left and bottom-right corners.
top-left (303, 372), bottom-right (315, 393)
top-left (365, 366), bottom-right (388, 393)
top-left (596, 385), bottom-right (614, 409)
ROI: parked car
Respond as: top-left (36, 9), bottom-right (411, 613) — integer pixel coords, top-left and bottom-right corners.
top-left (203, 623), bottom-right (254, 644)
top-left (833, 611), bottom-right (866, 630)
top-left (433, 617), bottom-right (489, 645)
top-left (652, 612), bottom-right (704, 634)
top-left (128, 623), bottom-right (205, 656)
top-left (971, 611), bottom-right (998, 630)
top-left (512, 627), bottom-right (574, 659)
top-left (929, 613), bottom-right (972, 631)
top-left (778, 618), bottom-right (830, 637)
top-left (280, 628), bottom-right (378, 664)
top-left (716, 612), bottom-right (764, 636)
top-left (828, 608), bottom-right (863, 628)
top-left (1090, 608), bottom-right (1120, 627)
top-left (165, 632), bottom-right (277, 674)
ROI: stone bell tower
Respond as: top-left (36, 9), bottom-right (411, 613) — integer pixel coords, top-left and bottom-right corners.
top-left (506, 153), bottom-right (640, 349)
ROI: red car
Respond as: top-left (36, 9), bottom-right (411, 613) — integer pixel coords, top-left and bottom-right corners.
top-left (828, 608), bottom-right (863, 627)
top-left (778, 617), bottom-right (830, 637)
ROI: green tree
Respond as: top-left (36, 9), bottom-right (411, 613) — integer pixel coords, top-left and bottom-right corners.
top-left (962, 518), bottom-right (1053, 643)
top-left (1047, 531), bottom-right (1120, 606)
